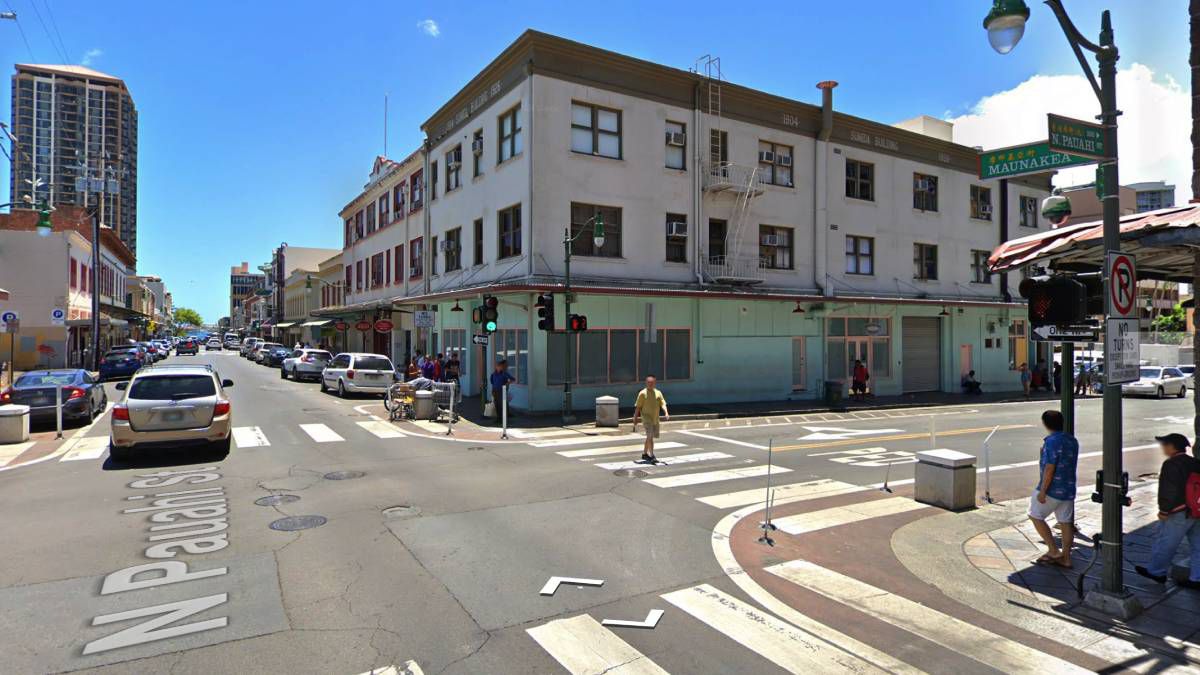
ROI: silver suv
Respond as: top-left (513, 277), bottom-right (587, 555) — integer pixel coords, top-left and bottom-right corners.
top-left (282, 348), bottom-right (333, 381)
top-left (109, 365), bottom-right (234, 461)
top-left (320, 352), bottom-right (396, 397)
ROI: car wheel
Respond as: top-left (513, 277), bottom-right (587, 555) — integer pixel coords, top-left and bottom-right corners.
top-left (1158, 386), bottom-right (1165, 399)
top-left (338, 380), bottom-right (347, 398)
top-left (280, 367), bottom-right (287, 380)
top-left (318, 376), bottom-right (327, 393)
top-left (291, 368), bottom-right (299, 381)
top-left (1180, 385), bottom-right (1188, 399)
top-left (212, 434), bottom-right (232, 456)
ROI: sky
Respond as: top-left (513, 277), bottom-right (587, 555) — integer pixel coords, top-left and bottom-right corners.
top-left (0, 0), bottom-right (1192, 323)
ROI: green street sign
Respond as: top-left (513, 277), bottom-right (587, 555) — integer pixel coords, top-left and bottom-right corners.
top-left (977, 141), bottom-right (1094, 180)
top-left (1048, 113), bottom-right (1106, 160)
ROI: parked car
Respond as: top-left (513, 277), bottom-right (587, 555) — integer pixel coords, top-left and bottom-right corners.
top-left (205, 338), bottom-right (223, 351)
top-left (139, 341), bottom-right (163, 363)
top-left (281, 348), bottom-right (333, 381)
top-left (225, 338), bottom-right (241, 350)
top-left (1177, 364), bottom-right (1195, 378)
top-left (176, 338), bottom-right (199, 356)
top-left (109, 364), bottom-right (234, 461)
top-left (253, 342), bottom-right (282, 364)
top-left (99, 350), bottom-right (143, 380)
top-left (241, 337), bottom-right (262, 357)
top-left (110, 344), bottom-right (148, 365)
top-left (320, 352), bottom-right (396, 397)
top-left (1, 369), bottom-right (108, 424)
top-left (261, 345), bottom-right (291, 367)
top-left (1122, 366), bottom-right (1188, 399)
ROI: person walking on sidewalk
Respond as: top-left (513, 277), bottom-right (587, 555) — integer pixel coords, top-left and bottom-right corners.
top-left (1019, 363), bottom-right (1031, 398)
top-left (850, 360), bottom-right (869, 402)
top-left (1028, 410), bottom-right (1078, 568)
top-left (1135, 433), bottom-right (1200, 588)
top-left (633, 375), bottom-right (669, 463)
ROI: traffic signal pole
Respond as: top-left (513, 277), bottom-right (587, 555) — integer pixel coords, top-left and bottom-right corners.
top-left (562, 227), bottom-right (575, 424)
top-left (1060, 342), bottom-right (1074, 435)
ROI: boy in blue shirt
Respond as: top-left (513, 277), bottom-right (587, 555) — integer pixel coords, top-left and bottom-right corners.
top-left (1029, 410), bottom-right (1079, 568)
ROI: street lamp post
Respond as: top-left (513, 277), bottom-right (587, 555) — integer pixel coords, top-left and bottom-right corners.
top-left (985, 0), bottom-right (1136, 615)
top-left (561, 214), bottom-right (605, 423)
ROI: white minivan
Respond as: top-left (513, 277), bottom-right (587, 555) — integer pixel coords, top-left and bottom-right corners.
top-left (320, 352), bottom-right (396, 398)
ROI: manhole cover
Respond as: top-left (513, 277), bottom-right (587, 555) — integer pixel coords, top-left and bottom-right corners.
top-left (269, 515), bottom-right (327, 531)
top-left (255, 494), bottom-right (300, 507)
top-left (382, 505), bottom-right (420, 519)
top-left (613, 469), bottom-right (648, 478)
top-left (324, 471), bottom-right (365, 481)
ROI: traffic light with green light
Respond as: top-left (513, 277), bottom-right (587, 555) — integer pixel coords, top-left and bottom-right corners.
top-left (482, 295), bottom-right (499, 334)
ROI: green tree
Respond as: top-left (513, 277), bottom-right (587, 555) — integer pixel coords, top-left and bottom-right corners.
top-left (1151, 303), bottom-right (1187, 332)
top-left (173, 307), bottom-right (203, 327)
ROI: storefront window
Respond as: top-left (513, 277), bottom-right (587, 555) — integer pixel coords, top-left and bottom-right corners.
top-left (826, 317), bottom-right (891, 380)
top-left (1008, 319), bottom-right (1027, 370)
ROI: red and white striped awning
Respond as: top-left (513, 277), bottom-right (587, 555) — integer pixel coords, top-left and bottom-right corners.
top-left (988, 204), bottom-right (1200, 282)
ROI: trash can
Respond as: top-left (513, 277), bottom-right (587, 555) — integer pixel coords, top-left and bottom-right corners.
top-left (595, 395), bottom-right (619, 427)
top-left (824, 381), bottom-right (844, 409)
top-left (0, 404), bottom-right (31, 444)
top-left (414, 390), bottom-right (435, 420)
top-left (914, 449), bottom-right (977, 511)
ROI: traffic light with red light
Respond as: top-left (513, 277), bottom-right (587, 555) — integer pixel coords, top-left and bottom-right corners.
top-left (568, 314), bottom-right (588, 332)
top-left (1018, 275), bottom-right (1087, 328)
top-left (482, 295), bottom-right (499, 333)
top-left (535, 293), bottom-right (555, 331)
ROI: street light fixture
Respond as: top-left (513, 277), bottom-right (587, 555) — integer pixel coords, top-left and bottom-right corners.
top-left (983, 0), bottom-right (1030, 54)
top-left (560, 212), bottom-right (605, 422)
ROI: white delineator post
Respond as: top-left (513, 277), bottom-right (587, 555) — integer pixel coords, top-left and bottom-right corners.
top-left (501, 383), bottom-right (508, 439)
top-left (55, 383), bottom-right (63, 440)
top-left (982, 425), bottom-right (1000, 504)
top-left (446, 382), bottom-right (456, 437)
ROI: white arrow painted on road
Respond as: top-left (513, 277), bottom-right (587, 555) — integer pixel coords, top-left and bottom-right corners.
top-left (1147, 416), bottom-right (1192, 424)
top-left (601, 609), bottom-right (664, 629)
top-left (540, 576), bottom-right (605, 596)
top-left (798, 426), bottom-right (904, 441)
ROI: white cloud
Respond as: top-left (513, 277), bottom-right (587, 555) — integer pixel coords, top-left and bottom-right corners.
top-left (948, 63), bottom-right (1191, 201)
top-left (417, 19), bottom-right (440, 37)
top-left (81, 48), bottom-right (103, 66)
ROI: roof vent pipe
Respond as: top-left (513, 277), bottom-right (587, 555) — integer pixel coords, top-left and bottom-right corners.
top-left (814, 81), bottom-right (838, 297)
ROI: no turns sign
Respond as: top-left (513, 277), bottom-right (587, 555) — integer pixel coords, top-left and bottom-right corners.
top-left (1107, 252), bottom-right (1136, 318)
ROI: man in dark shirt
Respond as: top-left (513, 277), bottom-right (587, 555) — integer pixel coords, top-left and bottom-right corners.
top-left (1136, 433), bottom-right (1200, 587)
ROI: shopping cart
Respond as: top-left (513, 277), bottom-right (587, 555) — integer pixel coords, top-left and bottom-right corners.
top-left (384, 383), bottom-right (416, 421)
top-left (430, 382), bottom-right (461, 423)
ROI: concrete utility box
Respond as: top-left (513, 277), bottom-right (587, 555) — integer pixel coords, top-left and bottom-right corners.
top-left (914, 449), bottom-right (977, 511)
top-left (0, 404), bottom-right (31, 444)
top-left (595, 396), bottom-right (619, 427)
top-left (414, 390), bottom-right (435, 420)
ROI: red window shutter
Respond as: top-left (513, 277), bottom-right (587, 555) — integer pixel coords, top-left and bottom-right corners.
top-left (70, 260), bottom-right (77, 289)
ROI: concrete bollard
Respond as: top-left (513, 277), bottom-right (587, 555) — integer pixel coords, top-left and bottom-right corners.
top-left (914, 449), bottom-right (977, 511)
top-left (595, 396), bottom-right (619, 427)
top-left (0, 404), bottom-right (31, 444)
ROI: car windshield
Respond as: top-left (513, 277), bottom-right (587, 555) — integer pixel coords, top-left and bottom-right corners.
top-left (129, 375), bottom-right (217, 401)
top-left (355, 356), bottom-right (394, 371)
top-left (15, 372), bottom-right (76, 386)
top-left (1140, 368), bottom-right (1162, 379)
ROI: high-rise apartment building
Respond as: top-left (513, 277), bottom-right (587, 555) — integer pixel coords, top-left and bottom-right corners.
top-left (229, 262), bottom-right (266, 326)
top-left (9, 64), bottom-right (139, 255)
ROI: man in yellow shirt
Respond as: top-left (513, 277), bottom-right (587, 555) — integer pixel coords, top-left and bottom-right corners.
top-left (633, 375), bottom-right (669, 463)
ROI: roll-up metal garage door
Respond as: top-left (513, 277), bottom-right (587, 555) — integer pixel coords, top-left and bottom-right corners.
top-left (902, 316), bottom-right (941, 392)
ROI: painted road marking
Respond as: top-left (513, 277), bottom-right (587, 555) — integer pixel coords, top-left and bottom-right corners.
top-left (358, 420), bottom-right (407, 438)
top-left (299, 423), bottom-right (344, 443)
top-left (697, 478), bottom-right (864, 509)
top-left (601, 609), bottom-right (664, 629)
top-left (540, 576), bottom-right (605, 596)
top-left (773, 496), bottom-right (927, 536)
top-left (596, 451), bottom-right (733, 471)
top-left (355, 660), bottom-right (425, 674)
top-left (232, 426), bottom-right (270, 448)
top-left (528, 433), bottom-right (646, 448)
top-left (677, 429), bottom-right (768, 450)
top-left (767, 560), bottom-right (1091, 674)
top-left (558, 441), bottom-right (686, 458)
top-left (797, 426), bottom-right (904, 441)
top-left (809, 447), bottom-right (918, 467)
top-left (662, 584), bottom-right (888, 674)
top-left (0, 440), bottom-right (35, 465)
top-left (527, 614), bottom-right (669, 675)
top-left (775, 423), bottom-right (1033, 451)
top-left (644, 464), bottom-right (792, 488)
top-left (60, 436), bottom-right (110, 461)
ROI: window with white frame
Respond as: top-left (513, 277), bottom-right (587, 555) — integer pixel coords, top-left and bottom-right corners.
top-left (1008, 319), bottom-right (1027, 370)
top-left (498, 105), bottom-right (522, 163)
top-left (547, 328), bottom-right (690, 385)
top-left (445, 145), bottom-right (462, 191)
top-left (759, 225), bottom-right (794, 270)
top-left (472, 129), bottom-right (483, 178)
top-left (1020, 195), bottom-right (1038, 227)
top-left (913, 243), bottom-right (938, 280)
top-left (570, 203), bottom-right (621, 258)
top-left (498, 204), bottom-right (521, 259)
top-left (444, 329), bottom-right (466, 365)
top-left (570, 102), bottom-right (621, 159)
top-left (444, 227), bottom-right (462, 272)
top-left (757, 141), bottom-right (793, 187)
top-left (825, 317), bottom-right (891, 380)
top-left (971, 250), bottom-right (991, 283)
top-left (913, 173), bottom-right (938, 211)
top-left (665, 121), bottom-right (686, 170)
top-left (970, 185), bottom-right (993, 220)
top-left (665, 213), bottom-right (687, 263)
top-left (379, 193), bottom-right (390, 225)
top-left (493, 329), bottom-right (527, 383)
top-left (845, 235), bottom-right (873, 275)
top-left (845, 159), bottom-right (874, 201)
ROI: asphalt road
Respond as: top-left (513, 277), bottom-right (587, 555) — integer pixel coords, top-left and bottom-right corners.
top-left (0, 348), bottom-right (1193, 674)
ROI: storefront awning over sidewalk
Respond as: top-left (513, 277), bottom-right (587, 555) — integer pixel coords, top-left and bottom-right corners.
top-left (301, 319), bottom-right (332, 327)
top-left (989, 204), bottom-right (1200, 282)
top-left (274, 322), bottom-right (296, 328)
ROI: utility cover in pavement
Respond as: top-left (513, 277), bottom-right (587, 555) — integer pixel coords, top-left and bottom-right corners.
top-left (323, 470), bottom-right (365, 480)
top-left (613, 468), bottom-right (648, 478)
top-left (255, 494), bottom-right (301, 507)
top-left (269, 515), bottom-right (327, 531)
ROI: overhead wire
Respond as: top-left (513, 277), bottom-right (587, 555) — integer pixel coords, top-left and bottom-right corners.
top-left (39, 0), bottom-right (70, 64)
top-left (23, 0), bottom-right (67, 62)
top-left (3, 0), bottom-right (36, 60)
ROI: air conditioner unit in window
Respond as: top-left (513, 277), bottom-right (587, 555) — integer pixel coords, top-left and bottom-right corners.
top-left (980, 203), bottom-right (993, 217)
top-left (439, 240), bottom-right (459, 252)
top-left (760, 234), bottom-right (783, 247)
top-left (776, 154), bottom-right (793, 167)
top-left (447, 160), bottom-right (461, 170)
top-left (472, 138), bottom-right (484, 154)
top-left (665, 131), bottom-right (686, 147)
top-left (758, 150), bottom-right (775, 164)
top-left (666, 221), bottom-right (688, 238)
top-left (915, 178), bottom-right (930, 192)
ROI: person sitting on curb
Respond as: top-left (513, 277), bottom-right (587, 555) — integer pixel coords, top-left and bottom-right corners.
top-left (1135, 433), bottom-right (1200, 588)
top-left (962, 370), bottom-right (982, 395)
top-left (1029, 410), bottom-right (1078, 568)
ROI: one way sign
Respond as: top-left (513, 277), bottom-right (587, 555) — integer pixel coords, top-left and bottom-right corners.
top-left (1032, 325), bottom-right (1098, 342)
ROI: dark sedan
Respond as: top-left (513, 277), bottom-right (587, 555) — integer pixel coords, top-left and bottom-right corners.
top-left (99, 350), bottom-right (143, 381)
top-left (0, 369), bottom-right (108, 424)
top-left (176, 338), bottom-right (199, 355)
top-left (262, 346), bottom-right (292, 367)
